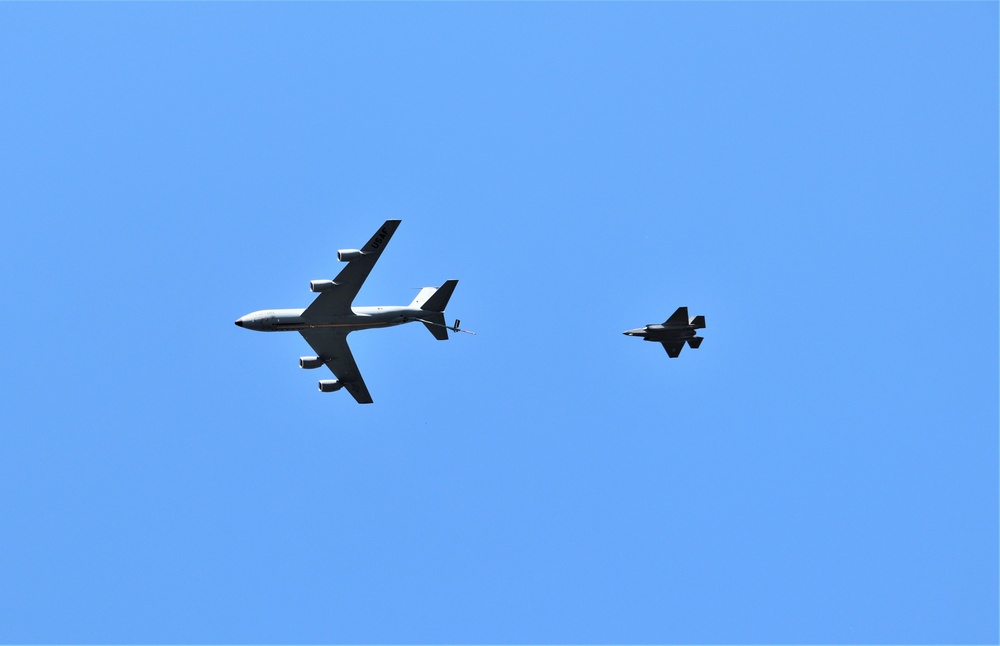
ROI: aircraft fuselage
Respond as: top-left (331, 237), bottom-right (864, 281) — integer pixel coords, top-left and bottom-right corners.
top-left (235, 306), bottom-right (428, 333)
top-left (623, 324), bottom-right (698, 342)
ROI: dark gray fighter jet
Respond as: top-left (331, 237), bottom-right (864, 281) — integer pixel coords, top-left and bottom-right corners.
top-left (624, 307), bottom-right (706, 358)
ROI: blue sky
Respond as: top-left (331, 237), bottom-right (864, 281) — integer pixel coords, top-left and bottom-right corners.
top-left (1, 3), bottom-right (996, 644)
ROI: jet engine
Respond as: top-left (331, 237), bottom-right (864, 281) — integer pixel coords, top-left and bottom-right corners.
top-left (318, 379), bottom-right (343, 392)
top-left (310, 280), bottom-right (336, 292)
top-left (300, 356), bottom-right (324, 369)
top-left (337, 249), bottom-right (363, 262)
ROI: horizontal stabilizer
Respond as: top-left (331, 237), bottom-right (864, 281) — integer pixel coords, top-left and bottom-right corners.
top-left (690, 315), bottom-right (706, 329)
top-left (422, 279), bottom-right (458, 312)
top-left (419, 312), bottom-right (450, 340)
top-left (687, 336), bottom-right (703, 349)
top-left (664, 307), bottom-right (689, 326)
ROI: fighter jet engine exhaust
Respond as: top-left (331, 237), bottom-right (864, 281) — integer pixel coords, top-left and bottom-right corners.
top-left (309, 280), bottom-right (337, 292)
top-left (337, 249), bottom-right (363, 262)
top-left (299, 356), bottom-right (324, 369)
top-left (318, 380), bottom-right (343, 392)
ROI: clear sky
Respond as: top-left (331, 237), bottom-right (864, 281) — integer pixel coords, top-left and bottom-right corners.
top-left (1, 3), bottom-right (996, 644)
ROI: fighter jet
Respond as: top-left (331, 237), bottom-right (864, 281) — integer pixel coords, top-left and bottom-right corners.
top-left (235, 220), bottom-right (469, 403)
top-left (624, 307), bottom-right (706, 358)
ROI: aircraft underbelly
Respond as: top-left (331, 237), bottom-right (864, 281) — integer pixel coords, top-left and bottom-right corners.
top-left (273, 310), bottom-right (408, 332)
top-left (647, 332), bottom-right (694, 342)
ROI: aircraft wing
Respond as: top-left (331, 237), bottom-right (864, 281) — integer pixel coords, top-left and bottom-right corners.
top-left (662, 341), bottom-right (684, 358)
top-left (663, 307), bottom-right (689, 326)
top-left (302, 220), bottom-right (401, 320)
top-left (299, 329), bottom-right (374, 404)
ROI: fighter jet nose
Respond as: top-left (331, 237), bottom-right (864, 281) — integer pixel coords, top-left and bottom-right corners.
top-left (235, 319), bottom-right (244, 327)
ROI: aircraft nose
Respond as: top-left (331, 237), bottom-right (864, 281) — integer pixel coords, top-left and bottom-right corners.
top-left (235, 319), bottom-right (244, 327)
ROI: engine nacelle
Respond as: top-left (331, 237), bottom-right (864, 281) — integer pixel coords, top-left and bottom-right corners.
top-left (300, 356), bottom-right (324, 369)
top-left (310, 280), bottom-right (337, 292)
top-left (318, 379), bottom-right (343, 393)
top-left (337, 249), bottom-right (363, 262)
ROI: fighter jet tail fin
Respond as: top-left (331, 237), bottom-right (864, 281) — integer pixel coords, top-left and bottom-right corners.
top-left (688, 336), bottom-right (704, 349)
top-left (421, 279), bottom-right (458, 312)
top-left (690, 315), bottom-right (706, 329)
top-left (664, 307), bottom-right (689, 326)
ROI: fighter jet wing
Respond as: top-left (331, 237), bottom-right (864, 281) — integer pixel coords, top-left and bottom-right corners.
top-left (663, 307), bottom-right (689, 326)
top-left (299, 329), bottom-right (374, 404)
top-left (302, 220), bottom-right (401, 320)
top-left (662, 341), bottom-right (684, 358)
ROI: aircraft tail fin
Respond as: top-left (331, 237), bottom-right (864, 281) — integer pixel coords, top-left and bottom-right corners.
top-left (664, 307), bottom-right (689, 326)
top-left (688, 336), bottom-right (704, 349)
top-left (409, 287), bottom-right (438, 309)
top-left (421, 279), bottom-right (458, 312)
top-left (419, 312), bottom-right (450, 340)
top-left (690, 315), bottom-right (706, 329)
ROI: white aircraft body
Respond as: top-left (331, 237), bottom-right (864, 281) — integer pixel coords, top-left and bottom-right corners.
top-left (235, 220), bottom-right (465, 403)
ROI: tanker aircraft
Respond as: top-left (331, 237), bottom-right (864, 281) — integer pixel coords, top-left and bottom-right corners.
top-left (235, 220), bottom-right (469, 403)
top-left (624, 307), bottom-right (706, 358)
